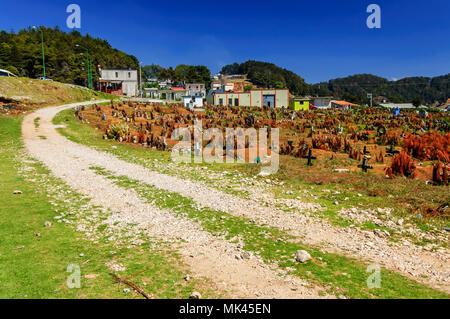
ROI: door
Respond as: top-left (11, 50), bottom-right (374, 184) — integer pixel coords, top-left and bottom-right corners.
top-left (263, 95), bottom-right (276, 108)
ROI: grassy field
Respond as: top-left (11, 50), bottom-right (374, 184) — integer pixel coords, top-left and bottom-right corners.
top-left (0, 114), bottom-right (217, 299)
top-left (0, 77), bottom-right (115, 110)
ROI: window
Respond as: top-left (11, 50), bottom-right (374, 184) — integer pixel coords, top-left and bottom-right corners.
top-left (219, 98), bottom-right (223, 106)
top-left (234, 98), bottom-right (239, 106)
top-left (228, 98), bottom-right (232, 106)
top-left (128, 72), bottom-right (131, 78)
top-left (115, 72), bottom-right (119, 78)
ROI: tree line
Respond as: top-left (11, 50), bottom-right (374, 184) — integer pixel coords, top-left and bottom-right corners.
top-left (0, 27), bottom-right (139, 86)
top-left (142, 64), bottom-right (211, 89)
top-left (1, 27), bottom-right (448, 105)
top-left (222, 61), bottom-right (449, 105)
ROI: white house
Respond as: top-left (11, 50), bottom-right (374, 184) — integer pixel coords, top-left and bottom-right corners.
top-left (183, 95), bottom-right (204, 109)
top-left (99, 68), bottom-right (138, 97)
top-left (185, 83), bottom-right (206, 97)
top-left (312, 97), bottom-right (333, 108)
top-left (379, 103), bottom-right (426, 109)
top-left (144, 87), bottom-right (160, 99)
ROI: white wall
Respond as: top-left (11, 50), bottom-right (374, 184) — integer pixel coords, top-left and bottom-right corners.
top-left (100, 69), bottom-right (138, 81)
top-left (123, 82), bottom-right (138, 97)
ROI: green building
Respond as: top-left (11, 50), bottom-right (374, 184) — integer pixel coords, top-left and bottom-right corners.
top-left (290, 97), bottom-right (311, 111)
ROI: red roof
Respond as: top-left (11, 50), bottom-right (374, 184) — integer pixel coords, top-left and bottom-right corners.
top-left (332, 100), bottom-right (359, 107)
top-left (170, 87), bottom-right (185, 91)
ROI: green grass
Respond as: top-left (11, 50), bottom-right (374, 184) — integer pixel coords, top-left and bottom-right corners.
top-left (0, 77), bottom-right (117, 109)
top-left (0, 114), bottom-right (218, 299)
top-left (89, 165), bottom-right (449, 299)
top-left (34, 117), bottom-right (40, 128)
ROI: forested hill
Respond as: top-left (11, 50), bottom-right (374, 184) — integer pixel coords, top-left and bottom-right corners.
top-left (221, 61), bottom-right (314, 96)
top-left (222, 61), bottom-right (449, 105)
top-left (0, 27), bottom-right (139, 86)
top-left (1, 27), bottom-right (448, 105)
top-left (314, 73), bottom-right (450, 105)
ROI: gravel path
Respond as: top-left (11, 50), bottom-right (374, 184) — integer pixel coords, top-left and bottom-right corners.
top-left (22, 102), bottom-right (328, 299)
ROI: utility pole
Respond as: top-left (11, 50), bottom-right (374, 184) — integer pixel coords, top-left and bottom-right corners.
top-left (76, 44), bottom-right (92, 89)
top-left (367, 93), bottom-right (373, 108)
top-left (139, 62), bottom-right (143, 98)
top-left (33, 26), bottom-right (46, 79)
top-left (87, 53), bottom-right (92, 89)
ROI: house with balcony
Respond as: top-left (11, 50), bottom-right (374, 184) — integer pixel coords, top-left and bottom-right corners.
top-left (98, 68), bottom-right (138, 97)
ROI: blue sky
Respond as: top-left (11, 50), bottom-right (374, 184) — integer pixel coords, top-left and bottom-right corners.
top-left (1, 0), bottom-right (449, 83)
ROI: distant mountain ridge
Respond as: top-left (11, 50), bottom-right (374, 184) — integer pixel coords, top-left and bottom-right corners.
top-left (221, 61), bottom-right (449, 105)
top-left (0, 26), bottom-right (448, 105)
top-left (314, 73), bottom-right (450, 105)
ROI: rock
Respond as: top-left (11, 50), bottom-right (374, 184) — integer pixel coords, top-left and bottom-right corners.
top-left (13, 190), bottom-right (22, 195)
top-left (397, 218), bottom-right (404, 226)
top-left (123, 288), bottom-right (131, 293)
top-left (334, 201), bottom-right (339, 205)
top-left (333, 169), bottom-right (349, 173)
top-left (241, 251), bottom-right (251, 260)
top-left (295, 250), bottom-right (312, 263)
top-left (44, 221), bottom-right (52, 227)
top-left (79, 253), bottom-right (85, 257)
top-left (189, 291), bottom-right (201, 299)
top-left (374, 229), bottom-right (390, 238)
top-left (35, 233), bottom-right (41, 237)
top-left (184, 274), bottom-right (190, 281)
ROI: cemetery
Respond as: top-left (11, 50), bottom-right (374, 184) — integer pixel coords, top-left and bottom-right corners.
top-left (75, 101), bottom-right (450, 186)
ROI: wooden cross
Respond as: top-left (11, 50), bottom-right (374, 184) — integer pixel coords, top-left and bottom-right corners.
top-left (302, 149), bottom-right (317, 166)
top-left (358, 157), bottom-right (373, 172)
top-left (362, 146), bottom-right (370, 155)
top-left (385, 144), bottom-right (399, 157)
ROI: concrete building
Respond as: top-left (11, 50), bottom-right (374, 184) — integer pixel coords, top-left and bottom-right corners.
top-left (290, 97), bottom-right (311, 111)
top-left (289, 96), bottom-right (334, 110)
top-left (185, 83), bottom-right (206, 97)
top-left (311, 97), bottom-right (333, 108)
top-left (207, 89), bottom-right (289, 108)
top-left (183, 95), bottom-right (204, 109)
top-left (98, 69), bottom-right (138, 97)
top-left (440, 98), bottom-right (450, 112)
top-left (143, 87), bottom-right (160, 99)
top-left (379, 103), bottom-right (426, 109)
top-left (210, 74), bottom-right (253, 93)
top-left (160, 87), bottom-right (186, 101)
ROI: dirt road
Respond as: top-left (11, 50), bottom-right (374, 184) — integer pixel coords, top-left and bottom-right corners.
top-left (22, 102), bottom-right (449, 296)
